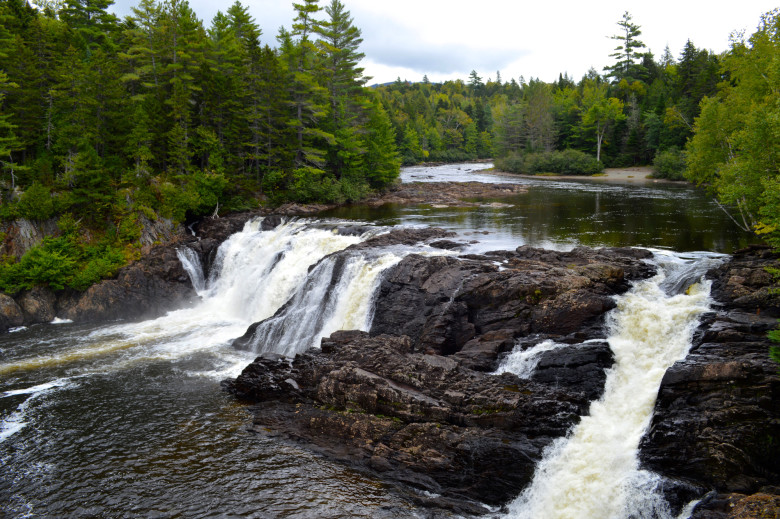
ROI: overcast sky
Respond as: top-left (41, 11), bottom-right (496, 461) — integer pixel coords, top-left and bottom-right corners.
top-left (109, 0), bottom-right (778, 85)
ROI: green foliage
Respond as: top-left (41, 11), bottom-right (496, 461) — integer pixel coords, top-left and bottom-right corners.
top-left (652, 148), bottom-right (687, 180)
top-left (770, 326), bottom-right (780, 373)
top-left (69, 241), bottom-right (127, 290)
top-left (0, 232), bottom-right (129, 295)
top-left (496, 149), bottom-right (602, 175)
top-left (17, 182), bottom-right (56, 221)
top-left (159, 171), bottom-right (228, 222)
top-left (685, 8), bottom-right (780, 243)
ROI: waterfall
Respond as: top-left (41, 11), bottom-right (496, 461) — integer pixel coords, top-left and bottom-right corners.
top-left (244, 250), bottom-right (402, 356)
top-left (494, 339), bottom-right (566, 379)
top-left (501, 253), bottom-right (719, 519)
top-left (196, 218), bottom-right (368, 323)
top-left (176, 247), bottom-right (206, 293)
top-left (0, 219), bottom-right (380, 381)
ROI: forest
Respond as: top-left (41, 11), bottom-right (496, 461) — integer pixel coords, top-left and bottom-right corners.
top-left (0, 0), bottom-right (778, 292)
top-left (0, 0), bottom-right (400, 293)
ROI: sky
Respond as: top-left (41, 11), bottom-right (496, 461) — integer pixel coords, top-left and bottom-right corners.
top-left (108, 0), bottom-right (778, 85)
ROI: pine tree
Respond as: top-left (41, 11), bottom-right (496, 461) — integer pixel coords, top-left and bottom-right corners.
top-left (604, 11), bottom-right (647, 83)
top-left (159, 0), bottom-right (205, 175)
top-left (362, 98), bottom-right (399, 188)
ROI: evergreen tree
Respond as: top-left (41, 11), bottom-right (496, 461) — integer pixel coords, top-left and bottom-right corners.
top-left (604, 11), bottom-right (647, 83)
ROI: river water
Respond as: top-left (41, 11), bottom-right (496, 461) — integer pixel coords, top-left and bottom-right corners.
top-left (0, 164), bottom-right (753, 518)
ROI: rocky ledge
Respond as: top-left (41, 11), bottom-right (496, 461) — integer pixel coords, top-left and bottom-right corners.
top-left (364, 181), bottom-right (527, 207)
top-left (224, 242), bottom-right (657, 512)
top-left (639, 246), bottom-right (780, 518)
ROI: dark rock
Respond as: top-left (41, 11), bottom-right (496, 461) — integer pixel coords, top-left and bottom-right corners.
top-left (708, 247), bottom-right (780, 317)
top-left (57, 244), bottom-right (199, 323)
top-left (371, 246), bottom-right (655, 361)
top-left (223, 245), bottom-right (659, 511)
top-left (225, 331), bottom-right (593, 506)
top-left (528, 341), bottom-right (615, 401)
top-left (0, 293), bottom-right (24, 332)
top-left (349, 227), bottom-right (457, 250)
top-left (335, 224), bottom-right (375, 237)
top-left (691, 491), bottom-right (780, 518)
top-left (429, 240), bottom-right (465, 250)
top-left (17, 286), bottom-right (57, 324)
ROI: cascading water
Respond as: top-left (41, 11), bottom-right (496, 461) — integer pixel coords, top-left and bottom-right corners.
top-left (176, 247), bottom-right (206, 293)
top-left (500, 252), bottom-right (722, 519)
top-left (0, 219), bottom-right (391, 435)
top-left (245, 251), bottom-right (402, 356)
top-left (494, 339), bottom-right (567, 379)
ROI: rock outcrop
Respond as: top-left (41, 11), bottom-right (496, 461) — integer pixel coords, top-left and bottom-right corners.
top-left (639, 246), bottom-right (780, 517)
top-left (225, 245), bottom-right (657, 510)
top-left (56, 244), bottom-right (200, 322)
top-left (0, 293), bottom-right (24, 332)
top-left (370, 245), bottom-right (654, 370)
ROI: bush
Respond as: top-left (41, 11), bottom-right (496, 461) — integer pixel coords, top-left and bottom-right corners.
top-left (158, 171), bottom-right (229, 222)
top-left (653, 148), bottom-right (687, 180)
top-left (496, 149), bottom-right (602, 175)
top-left (0, 233), bottom-right (129, 295)
top-left (0, 237), bottom-right (78, 294)
top-left (17, 182), bottom-right (56, 221)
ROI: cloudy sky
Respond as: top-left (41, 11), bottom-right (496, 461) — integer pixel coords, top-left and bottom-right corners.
top-left (110, 0), bottom-right (778, 85)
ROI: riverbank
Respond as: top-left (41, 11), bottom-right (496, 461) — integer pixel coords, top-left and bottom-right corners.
top-left (485, 165), bottom-right (668, 183)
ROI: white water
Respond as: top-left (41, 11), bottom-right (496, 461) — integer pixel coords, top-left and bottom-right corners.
top-left (177, 246), bottom-right (206, 293)
top-left (0, 219), bottom-right (371, 381)
top-left (502, 256), bottom-right (717, 519)
top-left (495, 339), bottom-right (567, 379)
top-left (246, 251), bottom-right (403, 356)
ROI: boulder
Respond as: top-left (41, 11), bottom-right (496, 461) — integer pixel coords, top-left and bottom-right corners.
top-left (17, 286), bottom-right (57, 324)
top-left (57, 244), bottom-right (199, 322)
top-left (0, 293), bottom-right (24, 332)
top-left (225, 245), bottom-right (658, 510)
top-left (225, 331), bottom-right (591, 507)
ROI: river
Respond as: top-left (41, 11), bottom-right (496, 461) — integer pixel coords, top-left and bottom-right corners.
top-left (0, 164), bottom-right (752, 518)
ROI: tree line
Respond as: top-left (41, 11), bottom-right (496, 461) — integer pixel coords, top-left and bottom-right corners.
top-left (376, 11), bottom-right (722, 177)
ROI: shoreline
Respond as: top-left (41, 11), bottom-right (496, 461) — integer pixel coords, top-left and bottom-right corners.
top-left (482, 165), bottom-right (686, 184)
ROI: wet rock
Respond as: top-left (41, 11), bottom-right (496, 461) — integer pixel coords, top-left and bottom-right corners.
top-left (0, 293), bottom-right (24, 332)
top-left (225, 331), bottom-right (592, 506)
top-left (708, 246), bottom-right (780, 316)
top-left (349, 227), bottom-right (457, 250)
top-left (371, 246), bottom-right (655, 361)
top-left (57, 244), bottom-right (199, 323)
top-left (225, 246), bottom-right (657, 509)
top-left (17, 286), bottom-right (57, 324)
top-left (528, 341), bottom-right (615, 401)
top-left (692, 490), bottom-right (780, 518)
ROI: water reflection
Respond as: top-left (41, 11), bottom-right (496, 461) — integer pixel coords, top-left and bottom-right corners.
top-left (324, 170), bottom-right (753, 253)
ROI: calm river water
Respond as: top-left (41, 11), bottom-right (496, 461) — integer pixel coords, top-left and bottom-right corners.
top-left (0, 164), bottom-right (753, 518)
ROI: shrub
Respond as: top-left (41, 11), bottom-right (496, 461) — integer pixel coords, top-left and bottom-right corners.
top-left (496, 149), bottom-right (602, 175)
top-left (653, 148), bottom-right (687, 180)
top-left (17, 182), bottom-right (56, 221)
top-left (0, 237), bottom-right (78, 294)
